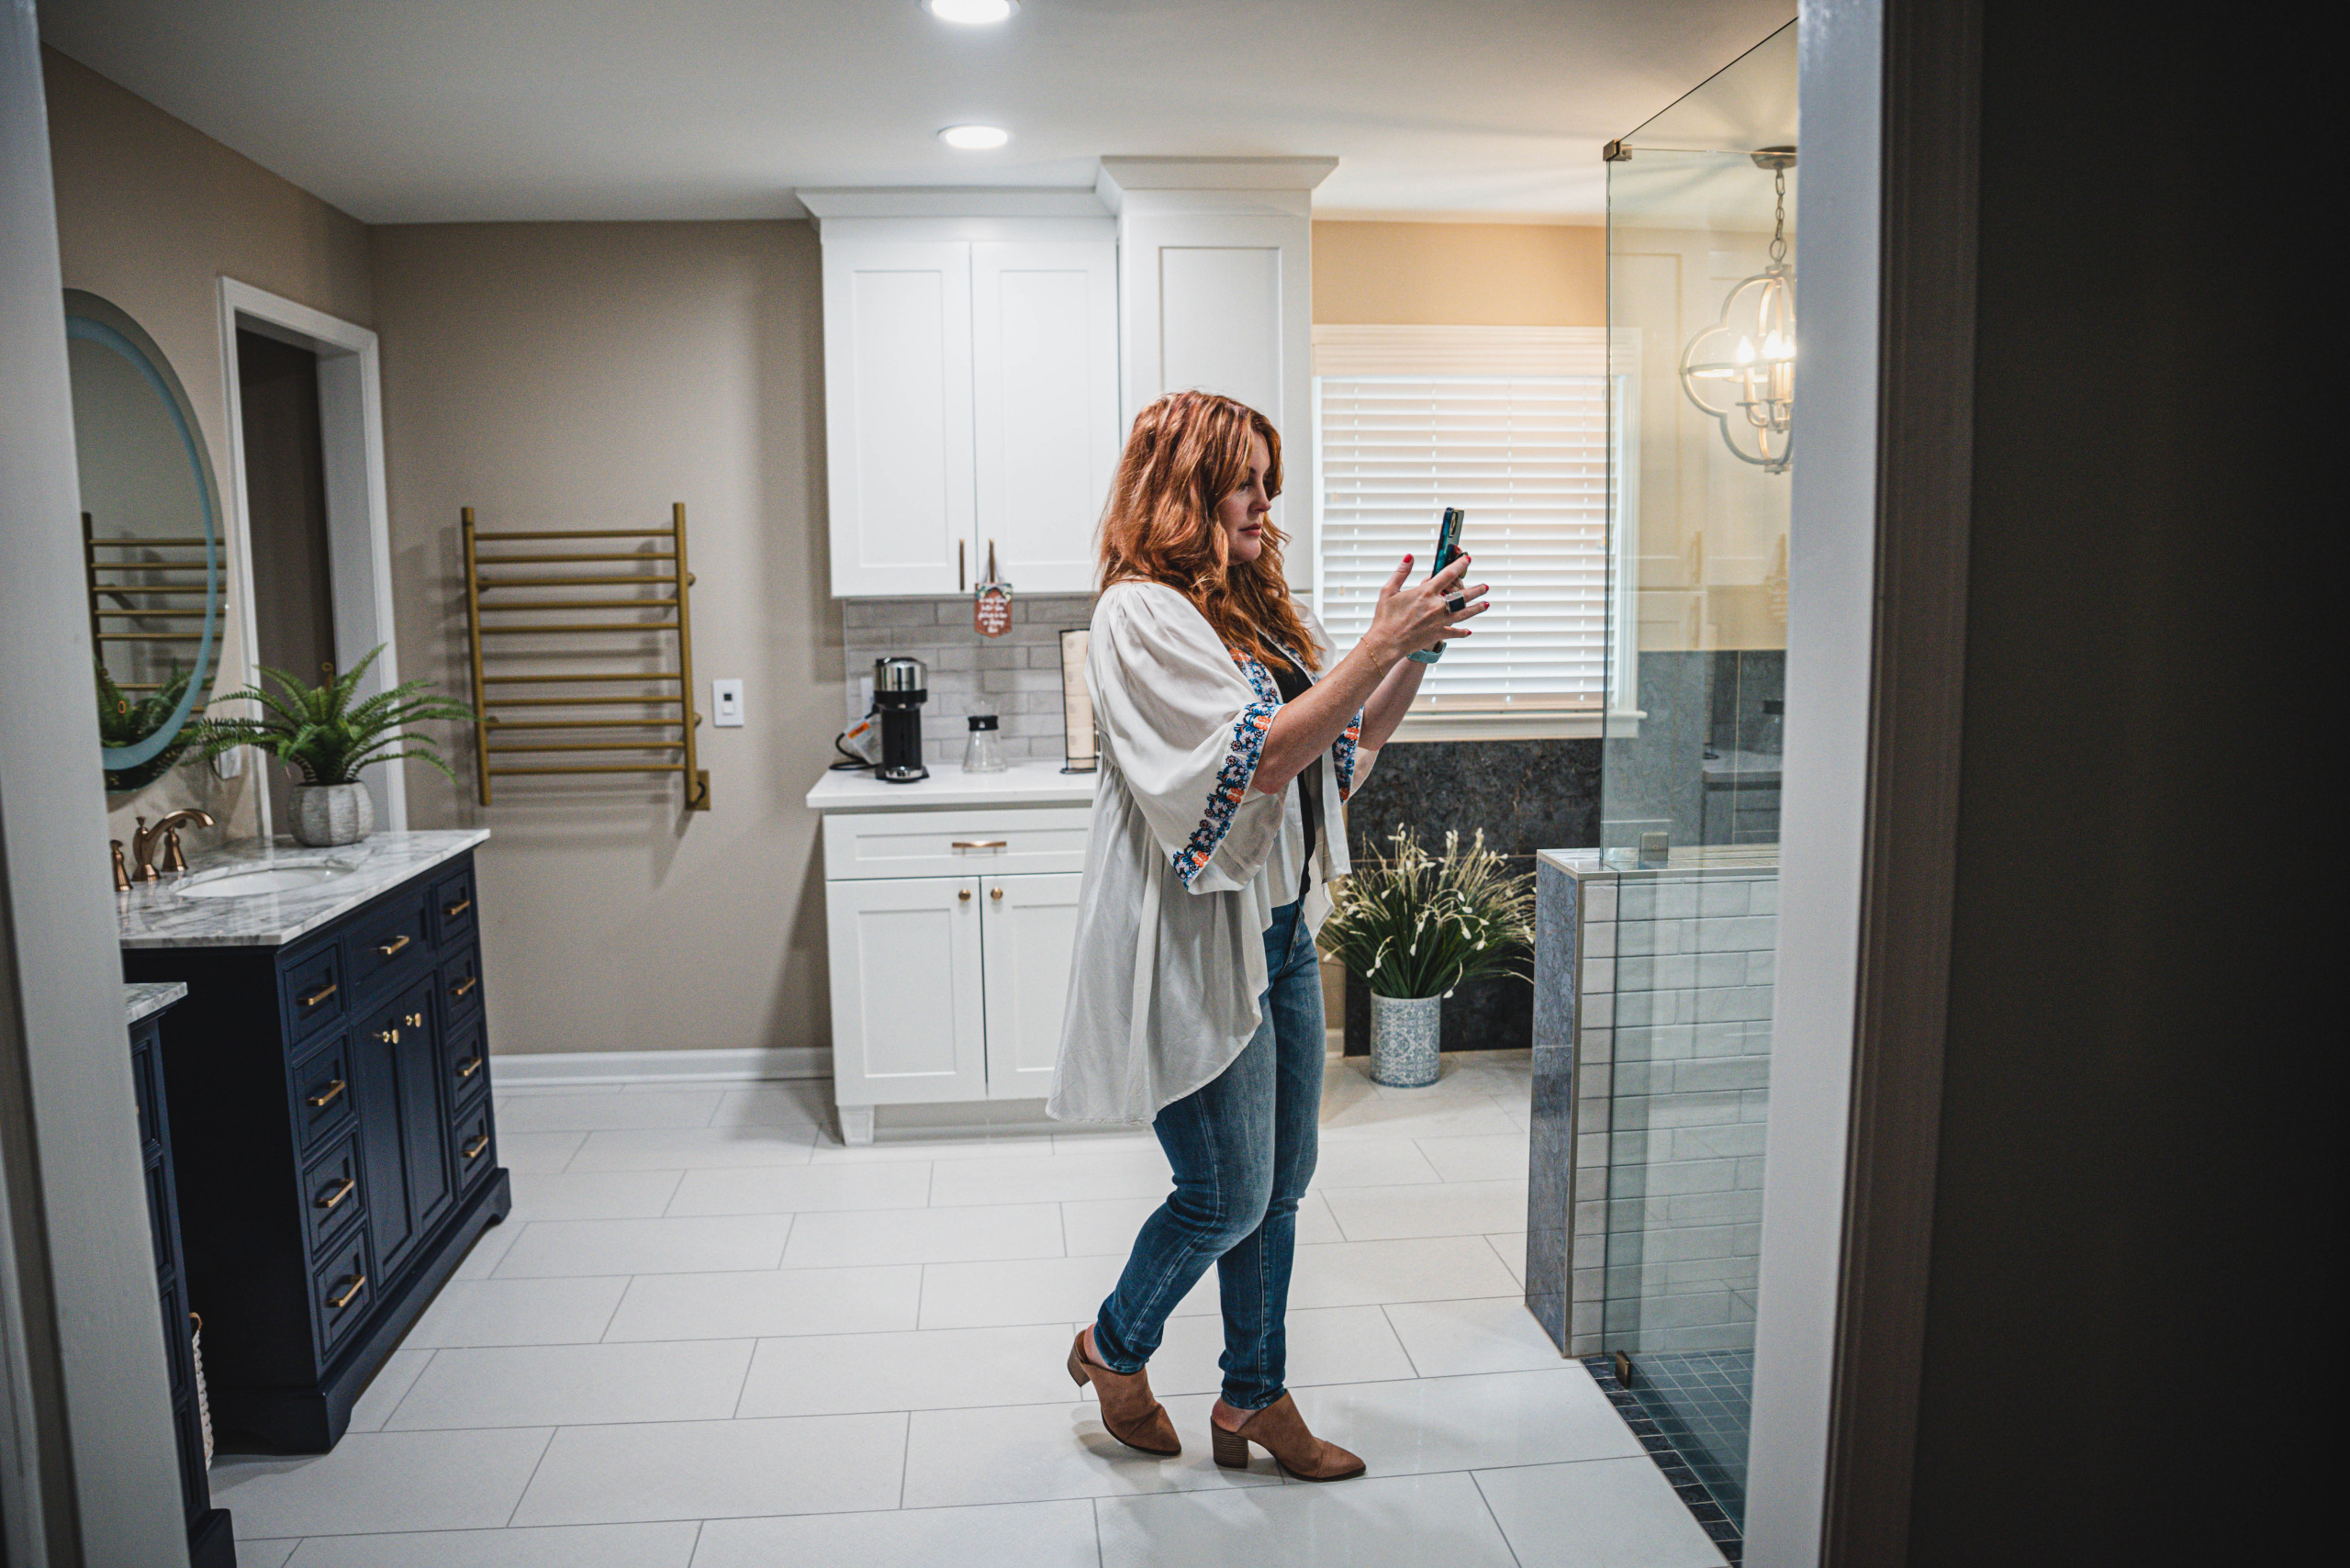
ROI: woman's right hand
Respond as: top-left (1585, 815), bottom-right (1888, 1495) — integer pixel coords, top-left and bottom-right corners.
top-left (1366, 553), bottom-right (1489, 666)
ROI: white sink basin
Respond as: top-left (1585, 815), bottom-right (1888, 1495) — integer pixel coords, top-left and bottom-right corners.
top-left (175, 861), bottom-right (357, 900)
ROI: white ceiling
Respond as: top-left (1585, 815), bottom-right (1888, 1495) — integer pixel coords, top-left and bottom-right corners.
top-left (36, 0), bottom-right (1796, 225)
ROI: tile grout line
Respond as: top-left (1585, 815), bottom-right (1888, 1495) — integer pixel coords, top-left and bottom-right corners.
top-left (1468, 1468), bottom-right (1531, 1568)
top-left (500, 1425), bottom-right (561, 1529)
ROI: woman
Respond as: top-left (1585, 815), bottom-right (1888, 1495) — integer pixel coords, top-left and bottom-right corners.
top-left (1048, 390), bottom-right (1487, 1479)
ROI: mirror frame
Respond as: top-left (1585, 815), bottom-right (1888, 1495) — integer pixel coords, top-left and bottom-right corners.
top-left (65, 289), bottom-right (223, 775)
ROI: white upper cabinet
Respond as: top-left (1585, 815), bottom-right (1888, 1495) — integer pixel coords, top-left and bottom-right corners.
top-left (809, 196), bottom-right (1119, 599)
top-left (971, 243), bottom-right (1119, 596)
top-left (822, 240), bottom-right (976, 598)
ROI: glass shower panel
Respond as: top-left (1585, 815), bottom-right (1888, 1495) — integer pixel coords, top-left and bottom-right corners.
top-left (1596, 19), bottom-right (1795, 1533)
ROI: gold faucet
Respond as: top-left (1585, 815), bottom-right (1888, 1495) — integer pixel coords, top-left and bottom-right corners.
top-left (129, 809), bottom-right (216, 882)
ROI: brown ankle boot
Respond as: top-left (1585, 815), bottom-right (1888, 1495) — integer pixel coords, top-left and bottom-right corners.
top-left (1067, 1329), bottom-right (1181, 1456)
top-left (1210, 1393), bottom-right (1365, 1481)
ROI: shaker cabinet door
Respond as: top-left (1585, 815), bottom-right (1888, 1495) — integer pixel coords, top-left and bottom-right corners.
top-left (826, 876), bottom-right (989, 1104)
top-left (978, 872), bottom-right (1082, 1100)
top-left (352, 979), bottom-right (448, 1280)
top-left (971, 241), bottom-right (1120, 596)
top-left (824, 239), bottom-right (976, 598)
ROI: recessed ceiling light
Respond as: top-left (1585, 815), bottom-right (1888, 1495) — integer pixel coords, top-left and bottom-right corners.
top-left (925, 0), bottom-right (1016, 24)
top-left (938, 124), bottom-right (1011, 151)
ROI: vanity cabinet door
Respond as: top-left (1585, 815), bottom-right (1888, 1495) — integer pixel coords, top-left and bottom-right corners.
top-left (825, 875), bottom-right (988, 1104)
top-left (978, 872), bottom-right (1082, 1100)
top-left (352, 978), bottom-right (449, 1280)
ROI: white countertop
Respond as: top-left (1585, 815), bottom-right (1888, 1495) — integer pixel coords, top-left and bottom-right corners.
top-left (1538, 845), bottom-right (1780, 880)
top-left (125, 981), bottom-right (187, 1024)
top-left (806, 758), bottom-right (1098, 812)
top-left (118, 829), bottom-right (491, 949)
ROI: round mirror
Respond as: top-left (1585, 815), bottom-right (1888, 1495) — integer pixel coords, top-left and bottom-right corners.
top-left (64, 290), bottom-right (223, 789)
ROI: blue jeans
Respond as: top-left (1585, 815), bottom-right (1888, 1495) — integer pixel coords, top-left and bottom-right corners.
top-left (1093, 902), bottom-right (1325, 1411)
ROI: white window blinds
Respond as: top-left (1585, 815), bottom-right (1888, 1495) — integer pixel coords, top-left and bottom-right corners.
top-left (1314, 331), bottom-right (1617, 711)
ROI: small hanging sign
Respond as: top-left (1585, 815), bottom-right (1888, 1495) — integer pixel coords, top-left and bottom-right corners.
top-left (973, 539), bottom-right (1013, 638)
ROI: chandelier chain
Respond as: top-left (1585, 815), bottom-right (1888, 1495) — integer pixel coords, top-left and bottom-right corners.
top-left (1769, 167), bottom-right (1788, 265)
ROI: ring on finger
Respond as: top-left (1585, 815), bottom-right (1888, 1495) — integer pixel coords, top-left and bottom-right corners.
top-left (1447, 595), bottom-right (1465, 613)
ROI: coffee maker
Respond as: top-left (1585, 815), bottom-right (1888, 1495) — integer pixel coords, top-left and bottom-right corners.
top-left (873, 656), bottom-right (930, 783)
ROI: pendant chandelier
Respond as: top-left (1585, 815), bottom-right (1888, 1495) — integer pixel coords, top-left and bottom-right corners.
top-left (1679, 147), bottom-right (1796, 474)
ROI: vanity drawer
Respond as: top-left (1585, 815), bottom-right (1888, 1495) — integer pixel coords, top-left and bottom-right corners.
top-left (344, 889), bottom-right (431, 997)
top-left (441, 943), bottom-right (485, 1021)
top-left (300, 1129), bottom-right (366, 1261)
top-left (822, 806), bottom-right (1092, 881)
top-left (129, 1031), bottom-right (162, 1155)
top-left (445, 1013), bottom-right (489, 1111)
top-left (161, 1287), bottom-right (192, 1406)
top-left (291, 1034), bottom-right (358, 1148)
top-left (279, 935), bottom-right (346, 1043)
top-left (452, 1098), bottom-right (497, 1191)
top-left (430, 861), bottom-right (478, 947)
top-left (143, 1154), bottom-right (173, 1273)
top-left (310, 1232), bottom-right (375, 1357)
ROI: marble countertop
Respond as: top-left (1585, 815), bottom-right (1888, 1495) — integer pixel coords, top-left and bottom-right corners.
top-left (806, 758), bottom-right (1098, 812)
top-left (118, 829), bottom-right (491, 950)
top-left (1539, 845), bottom-right (1780, 880)
top-left (124, 981), bottom-right (187, 1024)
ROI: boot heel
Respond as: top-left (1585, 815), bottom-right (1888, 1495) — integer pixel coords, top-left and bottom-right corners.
top-left (1212, 1425), bottom-right (1250, 1470)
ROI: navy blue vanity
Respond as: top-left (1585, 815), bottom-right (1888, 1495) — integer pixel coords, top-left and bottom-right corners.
top-left (121, 830), bottom-right (509, 1452)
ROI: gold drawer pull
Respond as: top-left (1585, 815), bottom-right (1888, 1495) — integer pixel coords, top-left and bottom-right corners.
top-left (404, 1012), bottom-right (425, 1028)
top-left (443, 897), bottom-right (472, 918)
top-left (308, 1078), bottom-right (347, 1109)
top-left (317, 1175), bottom-right (356, 1211)
top-left (298, 980), bottom-right (339, 1010)
top-left (376, 933), bottom-right (411, 958)
top-left (957, 888), bottom-right (971, 902)
top-left (325, 1273), bottom-right (366, 1310)
top-left (950, 839), bottom-right (1008, 850)
top-left (451, 975), bottom-right (478, 999)
top-left (462, 1133), bottom-right (490, 1161)
top-left (375, 1027), bottom-right (399, 1045)
top-left (455, 1055), bottom-right (482, 1081)
top-left (990, 886), bottom-right (1004, 901)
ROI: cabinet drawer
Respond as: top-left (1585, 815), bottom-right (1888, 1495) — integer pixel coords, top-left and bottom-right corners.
top-left (344, 890), bottom-right (431, 997)
top-left (430, 861), bottom-right (478, 947)
top-left (441, 943), bottom-right (485, 1020)
top-left (300, 1129), bottom-right (366, 1261)
top-left (445, 1013), bottom-right (489, 1112)
top-left (279, 934), bottom-right (345, 1042)
top-left (291, 1034), bottom-right (358, 1148)
top-left (822, 806), bottom-right (1091, 880)
top-left (143, 1154), bottom-right (173, 1273)
top-left (310, 1232), bottom-right (375, 1356)
top-left (162, 1286), bottom-right (192, 1406)
top-left (129, 1031), bottom-right (162, 1155)
top-left (451, 1098), bottom-right (496, 1191)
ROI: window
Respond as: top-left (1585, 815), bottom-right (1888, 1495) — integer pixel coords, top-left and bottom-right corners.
top-left (1312, 326), bottom-right (1630, 739)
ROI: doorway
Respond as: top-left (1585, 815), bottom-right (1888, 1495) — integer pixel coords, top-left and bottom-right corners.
top-left (218, 279), bottom-right (406, 837)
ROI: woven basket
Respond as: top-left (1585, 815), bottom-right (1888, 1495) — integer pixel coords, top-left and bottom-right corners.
top-left (191, 1312), bottom-right (214, 1465)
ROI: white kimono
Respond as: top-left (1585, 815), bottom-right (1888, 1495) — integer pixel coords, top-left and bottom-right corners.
top-left (1047, 581), bottom-right (1374, 1126)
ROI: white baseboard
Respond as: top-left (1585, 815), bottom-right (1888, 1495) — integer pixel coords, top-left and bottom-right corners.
top-left (489, 1047), bottom-right (831, 1087)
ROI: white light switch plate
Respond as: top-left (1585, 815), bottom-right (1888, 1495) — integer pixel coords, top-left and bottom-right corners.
top-left (711, 678), bottom-right (744, 728)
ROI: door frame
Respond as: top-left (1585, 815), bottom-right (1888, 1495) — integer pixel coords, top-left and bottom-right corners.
top-left (217, 277), bottom-right (407, 835)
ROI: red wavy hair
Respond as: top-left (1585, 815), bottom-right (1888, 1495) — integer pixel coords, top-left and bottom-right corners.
top-left (1097, 390), bottom-right (1319, 673)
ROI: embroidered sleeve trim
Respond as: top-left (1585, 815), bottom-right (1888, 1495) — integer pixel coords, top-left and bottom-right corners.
top-left (1334, 711), bottom-right (1364, 801)
top-left (1173, 696), bottom-right (1278, 885)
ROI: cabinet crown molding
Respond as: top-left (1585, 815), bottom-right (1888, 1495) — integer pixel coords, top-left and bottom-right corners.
top-left (798, 186), bottom-right (1110, 221)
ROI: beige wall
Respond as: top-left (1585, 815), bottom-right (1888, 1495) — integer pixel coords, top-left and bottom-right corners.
top-left (369, 221), bottom-right (842, 1057)
top-left (1313, 220), bottom-right (1606, 327)
top-left (44, 47), bottom-right (375, 843)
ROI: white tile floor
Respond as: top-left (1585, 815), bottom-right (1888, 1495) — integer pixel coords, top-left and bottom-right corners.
top-left (213, 1049), bottom-right (1728, 1568)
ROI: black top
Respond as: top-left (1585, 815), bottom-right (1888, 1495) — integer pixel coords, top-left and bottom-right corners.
top-left (1265, 653), bottom-right (1319, 900)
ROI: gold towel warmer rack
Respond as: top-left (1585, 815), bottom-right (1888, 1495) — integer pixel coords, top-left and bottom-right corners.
top-left (461, 503), bottom-right (710, 811)
top-left (83, 514), bottom-right (223, 693)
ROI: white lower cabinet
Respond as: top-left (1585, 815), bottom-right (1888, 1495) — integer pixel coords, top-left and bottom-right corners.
top-left (822, 806), bottom-right (1089, 1142)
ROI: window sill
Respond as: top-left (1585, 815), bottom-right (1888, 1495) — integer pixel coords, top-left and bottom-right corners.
top-left (1378, 709), bottom-right (1644, 744)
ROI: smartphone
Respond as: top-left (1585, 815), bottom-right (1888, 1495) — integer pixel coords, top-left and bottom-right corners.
top-left (1433, 507), bottom-right (1466, 577)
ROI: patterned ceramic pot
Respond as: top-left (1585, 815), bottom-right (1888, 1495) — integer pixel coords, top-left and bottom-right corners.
top-left (1369, 992), bottom-right (1441, 1088)
top-left (291, 782), bottom-right (374, 847)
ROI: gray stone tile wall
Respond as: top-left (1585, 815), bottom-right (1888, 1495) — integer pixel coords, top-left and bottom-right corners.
top-left (841, 594), bottom-right (1097, 767)
top-left (1528, 850), bottom-right (1776, 1358)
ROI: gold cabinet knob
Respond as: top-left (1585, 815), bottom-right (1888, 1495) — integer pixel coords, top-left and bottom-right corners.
top-left (376, 1027), bottom-right (398, 1045)
top-left (990, 886), bottom-right (1004, 901)
top-left (957, 889), bottom-right (972, 902)
top-left (404, 1012), bottom-right (425, 1028)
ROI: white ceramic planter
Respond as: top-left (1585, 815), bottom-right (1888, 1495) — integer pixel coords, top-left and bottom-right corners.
top-left (1369, 992), bottom-right (1442, 1088)
top-left (290, 781), bottom-right (373, 847)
